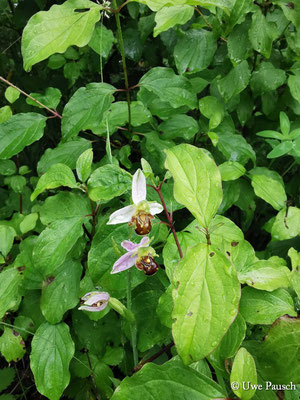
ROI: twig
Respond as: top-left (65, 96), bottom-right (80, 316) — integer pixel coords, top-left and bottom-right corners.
top-left (133, 341), bottom-right (174, 372)
top-left (194, 7), bottom-right (227, 42)
top-left (86, 351), bottom-right (102, 400)
top-left (0, 76), bottom-right (62, 119)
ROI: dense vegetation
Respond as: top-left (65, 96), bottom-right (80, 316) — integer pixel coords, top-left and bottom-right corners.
top-left (0, 0), bottom-right (300, 399)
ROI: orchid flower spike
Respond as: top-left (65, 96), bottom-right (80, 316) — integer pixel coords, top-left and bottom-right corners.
top-left (79, 291), bottom-right (109, 312)
top-left (107, 169), bottom-right (163, 235)
top-left (112, 236), bottom-right (159, 276)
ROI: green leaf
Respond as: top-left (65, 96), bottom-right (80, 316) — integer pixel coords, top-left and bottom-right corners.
top-left (226, 0), bottom-right (254, 33)
top-left (20, 212), bottom-right (39, 234)
top-left (41, 260), bottom-right (82, 324)
top-left (258, 316), bottom-right (300, 384)
top-left (0, 106), bottom-right (12, 123)
top-left (87, 164), bottom-right (131, 202)
top-left (47, 54), bottom-right (66, 69)
top-left (0, 225), bottom-right (16, 257)
top-left (230, 348), bottom-right (257, 400)
top-left (111, 360), bottom-right (225, 400)
top-left (31, 163), bottom-right (78, 201)
top-left (267, 141), bottom-right (293, 159)
top-left (208, 314), bottom-right (246, 373)
top-left (289, 248), bottom-right (300, 298)
top-left (0, 327), bottom-right (26, 362)
top-left (0, 367), bottom-right (15, 392)
top-left (271, 207), bottom-right (300, 240)
top-left (5, 87), bottom-right (20, 104)
top-left (26, 87), bottom-right (62, 109)
top-left (37, 138), bottom-right (91, 174)
top-left (288, 73), bottom-right (300, 103)
top-left (21, 0), bottom-right (102, 71)
top-left (172, 243), bottom-right (240, 363)
top-left (132, 290), bottom-right (169, 352)
top-left (217, 60), bottom-right (251, 102)
top-left (219, 161), bottom-right (246, 181)
top-left (174, 29), bottom-right (217, 74)
top-left (238, 260), bottom-right (291, 291)
top-left (159, 114), bottom-right (198, 140)
top-left (249, 7), bottom-right (275, 58)
top-left (250, 62), bottom-right (286, 95)
top-left (240, 287), bottom-right (297, 325)
top-left (93, 101), bottom-right (151, 136)
top-left (0, 160), bottom-right (16, 176)
top-left (199, 96), bottom-right (224, 130)
top-left (227, 19), bottom-right (253, 65)
top-left (280, 111), bottom-right (290, 136)
top-left (30, 322), bottom-right (75, 400)
top-left (32, 217), bottom-right (83, 276)
top-left (88, 23), bottom-right (114, 57)
top-left (256, 130), bottom-right (284, 140)
top-left (139, 67), bottom-right (197, 109)
top-left (165, 144), bottom-right (222, 227)
top-left (249, 167), bottom-right (286, 210)
top-left (39, 192), bottom-right (90, 225)
top-left (61, 82), bottom-right (115, 141)
top-left (76, 148), bottom-right (93, 183)
top-left (154, 5), bottom-right (194, 37)
top-left (0, 113), bottom-right (46, 160)
top-left (0, 267), bottom-right (22, 318)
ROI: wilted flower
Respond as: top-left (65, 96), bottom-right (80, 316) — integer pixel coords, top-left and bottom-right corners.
top-left (79, 291), bottom-right (109, 312)
top-left (108, 169), bottom-right (163, 235)
top-left (111, 236), bottom-right (159, 276)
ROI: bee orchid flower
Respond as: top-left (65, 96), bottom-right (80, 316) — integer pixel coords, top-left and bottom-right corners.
top-left (112, 236), bottom-right (159, 276)
top-left (79, 291), bottom-right (110, 312)
top-left (107, 169), bottom-right (163, 235)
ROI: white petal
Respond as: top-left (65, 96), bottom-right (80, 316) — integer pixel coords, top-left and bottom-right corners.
top-left (149, 202), bottom-right (164, 216)
top-left (132, 169), bottom-right (146, 204)
top-left (121, 240), bottom-right (139, 251)
top-left (111, 251), bottom-right (137, 274)
top-left (107, 205), bottom-right (135, 225)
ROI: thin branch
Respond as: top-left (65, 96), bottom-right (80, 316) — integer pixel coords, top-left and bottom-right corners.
top-left (150, 182), bottom-right (183, 259)
top-left (133, 341), bottom-right (174, 372)
top-left (194, 7), bottom-right (227, 42)
top-left (86, 351), bottom-right (102, 400)
top-left (0, 76), bottom-right (62, 119)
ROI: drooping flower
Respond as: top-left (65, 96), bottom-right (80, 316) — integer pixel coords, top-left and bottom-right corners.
top-left (79, 291), bottom-right (110, 312)
top-left (111, 236), bottom-right (159, 276)
top-left (107, 169), bottom-right (163, 235)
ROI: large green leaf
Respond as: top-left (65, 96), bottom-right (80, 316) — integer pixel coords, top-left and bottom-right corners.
top-left (217, 132), bottom-right (256, 165)
top-left (37, 138), bottom-right (91, 175)
top-left (111, 360), bottom-right (225, 400)
top-left (61, 82), bottom-right (115, 141)
top-left (230, 348), bottom-right (257, 400)
top-left (139, 67), bottom-right (197, 109)
top-left (250, 62), bottom-right (286, 95)
top-left (0, 268), bottom-right (22, 318)
top-left (0, 327), bottom-right (26, 362)
top-left (227, 19), bottom-right (253, 65)
top-left (165, 144), bottom-right (222, 227)
top-left (173, 29), bottom-right (217, 74)
top-left (88, 23), bottom-right (114, 57)
top-left (217, 60), bottom-right (251, 102)
top-left (0, 113), bottom-right (46, 160)
top-left (238, 260), bottom-right (291, 291)
top-left (159, 114), bottom-right (198, 140)
top-left (32, 217), bottom-right (83, 276)
top-left (199, 96), bottom-right (224, 130)
top-left (271, 207), bottom-right (300, 240)
top-left (0, 225), bottom-right (15, 257)
top-left (22, 0), bottom-right (102, 71)
top-left (87, 164), bottom-right (131, 202)
top-left (40, 260), bottom-right (82, 324)
top-left (26, 87), bottom-right (62, 109)
top-left (31, 163), bottom-right (78, 201)
top-left (30, 322), bottom-right (75, 400)
top-left (39, 192), bottom-right (90, 225)
top-left (0, 367), bottom-right (15, 392)
top-left (249, 7), bottom-right (275, 58)
top-left (240, 287), bottom-right (297, 325)
top-left (154, 5), bottom-right (194, 37)
top-left (249, 167), bottom-right (286, 211)
top-left (258, 316), bottom-right (300, 384)
top-left (172, 243), bottom-right (240, 364)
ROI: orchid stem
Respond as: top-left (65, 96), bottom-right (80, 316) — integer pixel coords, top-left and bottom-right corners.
top-left (112, 0), bottom-right (131, 132)
top-left (127, 268), bottom-right (138, 366)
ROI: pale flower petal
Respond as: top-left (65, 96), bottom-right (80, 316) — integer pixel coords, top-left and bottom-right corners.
top-left (79, 291), bottom-right (110, 312)
top-left (107, 205), bottom-right (135, 225)
top-left (139, 236), bottom-right (150, 247)
top-left (121, 240), bottom-right (140, 252)
top-left (132, 169), bottom-right (146, 204)
top-left (149, 202), bottom-right (164, 215)
top-left (111, 251), bottom-right (137, 274)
